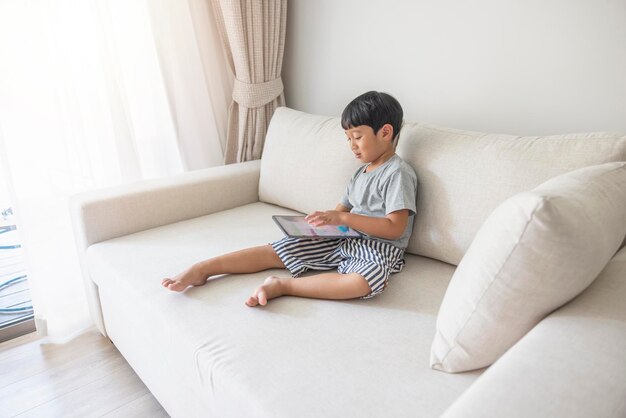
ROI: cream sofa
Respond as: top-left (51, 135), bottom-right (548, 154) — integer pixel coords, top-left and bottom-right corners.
top-left (70, 107), bottom-right (626, 417)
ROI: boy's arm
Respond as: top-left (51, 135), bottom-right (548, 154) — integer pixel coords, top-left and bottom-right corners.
top-left (305, 209), bottom-right (409, 241)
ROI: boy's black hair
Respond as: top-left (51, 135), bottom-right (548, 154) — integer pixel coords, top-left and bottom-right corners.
top-left (341, 91), bottom-right (404, 140)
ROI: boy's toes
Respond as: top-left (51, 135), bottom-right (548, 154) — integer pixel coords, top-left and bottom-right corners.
top-left (246, 296), bottom-right (259, 307)
top-left (246, 278), bottom-right (282, 307)
top-left (163, 280), bottom-right (186, 292)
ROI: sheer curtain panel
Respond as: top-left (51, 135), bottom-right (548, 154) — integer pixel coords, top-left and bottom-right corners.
top-left (0, 0), bottom-right (230, 342)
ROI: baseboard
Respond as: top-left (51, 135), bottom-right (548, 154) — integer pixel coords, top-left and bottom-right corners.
top-left (0, 316), bottom-right (36, 343)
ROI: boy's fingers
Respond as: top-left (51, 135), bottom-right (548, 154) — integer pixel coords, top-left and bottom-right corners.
top-left (306, 213), bottom-right (321, 223)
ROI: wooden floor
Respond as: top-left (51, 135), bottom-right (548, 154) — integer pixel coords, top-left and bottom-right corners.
top-left (0, 329), bottom-right (169, 418)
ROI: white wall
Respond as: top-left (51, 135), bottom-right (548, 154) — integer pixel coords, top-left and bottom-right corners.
top-left (283, 0), bottom-right (626, 135)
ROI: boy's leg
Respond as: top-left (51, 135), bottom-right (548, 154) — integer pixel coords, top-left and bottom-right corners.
top-left (245, 272), bottom-right (371, 307)
top-left (162, 244), bottom-right (285, 292)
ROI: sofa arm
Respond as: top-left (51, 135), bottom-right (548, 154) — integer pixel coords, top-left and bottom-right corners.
top-left (70, 160), bottom-right (260, 247)
top-left (69, 160), bottom-right (260, 336)
top-left (442, 245), bottom-right (626, 418)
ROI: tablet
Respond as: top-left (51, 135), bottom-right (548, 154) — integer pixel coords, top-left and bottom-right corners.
top-left (272, 215), bottom-right (362, 239)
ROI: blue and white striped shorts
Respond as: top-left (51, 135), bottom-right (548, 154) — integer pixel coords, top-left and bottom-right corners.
top-left (271, 237), bottom-right (406, 299)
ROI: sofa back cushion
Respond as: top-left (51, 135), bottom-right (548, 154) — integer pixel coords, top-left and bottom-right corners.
top-left (260, 107), bottom-right (360, 215)
top-left (396, 124), bottom-right (626, 264)
top-left (261, 107), bottom-right (626, 265)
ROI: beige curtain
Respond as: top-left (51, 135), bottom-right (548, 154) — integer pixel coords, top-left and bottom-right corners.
top-left (212, 0), bottom-right (287, 164)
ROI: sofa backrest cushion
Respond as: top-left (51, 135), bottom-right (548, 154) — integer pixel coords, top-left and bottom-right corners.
top-left (396, 124), bottom-right (626, 264)
top-left (260, 107), bottom-right (360, 216)
top-left (261, 107), bottom-right (626, 264)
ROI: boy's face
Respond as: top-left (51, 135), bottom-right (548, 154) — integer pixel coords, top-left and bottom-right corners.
top-left (344, 124), bottom-right (394, 164)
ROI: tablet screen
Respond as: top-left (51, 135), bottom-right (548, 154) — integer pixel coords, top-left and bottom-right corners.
top-left (272, 215), bottom-right (362, 239)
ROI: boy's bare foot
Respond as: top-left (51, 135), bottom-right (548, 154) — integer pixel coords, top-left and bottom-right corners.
top-left (161, 265), bottom-right (208, 292)
top-left (245, 276), bottom-right (286, 307)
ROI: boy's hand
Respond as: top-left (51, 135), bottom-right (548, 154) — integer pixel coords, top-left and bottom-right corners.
top-left (307, 209), bottom-right (410, 241)
top-left (305, 210), bottom-right (345, 227)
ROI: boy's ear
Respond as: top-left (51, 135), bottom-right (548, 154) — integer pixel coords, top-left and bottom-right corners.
top-left (380, 124), bottom-right (394, 141)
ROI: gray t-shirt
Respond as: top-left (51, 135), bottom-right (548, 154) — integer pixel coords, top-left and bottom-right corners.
top-left (340, 154), bottom-right (418, 249)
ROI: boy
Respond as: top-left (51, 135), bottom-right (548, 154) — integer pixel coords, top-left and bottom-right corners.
top-left (161, 91), bottom-right (418, 307)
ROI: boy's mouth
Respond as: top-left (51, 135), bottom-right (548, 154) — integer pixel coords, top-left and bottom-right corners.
top-left (354, 153), bottom-right (362, 159)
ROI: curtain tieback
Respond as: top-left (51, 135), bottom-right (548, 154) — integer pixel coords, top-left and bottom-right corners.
top-left (232, 77), bottom-right (284, 108)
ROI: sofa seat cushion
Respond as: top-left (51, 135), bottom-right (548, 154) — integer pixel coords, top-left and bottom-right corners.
top-left (441, 246), bottom-right (626, 418)
top-left (86, 202), bottom-right (482, 417)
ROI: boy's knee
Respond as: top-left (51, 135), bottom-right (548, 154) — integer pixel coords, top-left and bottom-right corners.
top-left (346, 273), bottom-right (372, 297)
